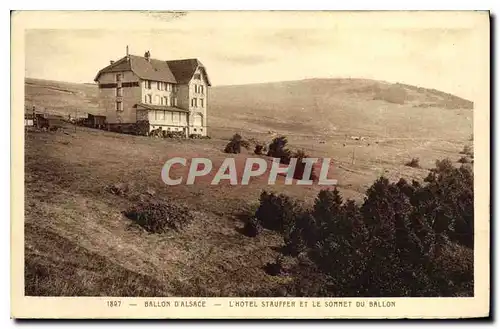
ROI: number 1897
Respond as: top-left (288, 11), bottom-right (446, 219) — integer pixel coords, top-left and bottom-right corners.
top-left (106, 300), bottom-right (121, 307)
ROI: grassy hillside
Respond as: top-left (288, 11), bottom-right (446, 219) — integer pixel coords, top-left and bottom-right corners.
top-left (209, 78), bottom-right (473, 139)
top-left (25, 78), bottom-right (100, 118)
top-left (25, 77), bottom-right (473, 137)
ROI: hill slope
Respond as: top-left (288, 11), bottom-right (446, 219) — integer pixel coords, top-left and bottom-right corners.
top-left (209, 78), bottom-right (473, 138)
top-left (22, 77), bottom-right (475, 297)
top-left (24, 77), bottom-right (473, 138)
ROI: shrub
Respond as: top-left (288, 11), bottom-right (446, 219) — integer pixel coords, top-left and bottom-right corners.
top-left (224, 141), bottom-right (241, 154)
top-left (259, 157), bottom-right (473, 297)
top-left (124, 201), bottom-right (194, 234)
top-left (420, 161), bottom-right (474, 247)
top-left (282, 214), bottom-right (308, 257)
top-left (242, 217), bottom-right (262, 237)
top-left (267, 136), bottom-right (292, 164)
top-left (254, 191), bottom-right (306, 233)
top-left (254, 144), bottom-right (266, 155)
top-left (405, 158), bottom-right (420, 168)
top-left (264, 255), bottom-right (285, 276)
top-left (458, 156), bottom-right (471, 164)
top-left (165, 131), bottom-right (185, 138)
top-left (224, 133), bottom-right (250, 154)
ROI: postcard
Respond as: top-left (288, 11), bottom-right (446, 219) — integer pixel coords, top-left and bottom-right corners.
top-left (11, 10), bottom-right (490, 319)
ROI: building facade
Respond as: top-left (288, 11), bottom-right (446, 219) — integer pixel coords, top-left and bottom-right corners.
top-left (94, 51), bottom-right (211, 136)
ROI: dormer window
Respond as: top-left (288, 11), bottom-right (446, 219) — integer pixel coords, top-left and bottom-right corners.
top-left (194, 73), bottom-right (201, 80)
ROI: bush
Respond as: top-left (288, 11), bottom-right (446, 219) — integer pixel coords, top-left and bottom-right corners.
top-left (242, 217), bottom-right (262, 237)
top-left (420, 160), bottom-right (474, 247)
top-left (124, 201), bottom-right (194, 234)
top-left (264, 255), bottom-right (285, 276)
top-left (256, 157), bottom-right (474, 297)
top-left (165, 131), bottom-right (185, 138)
top-left (292, 149), bottom-right (318, 181)
top-left (254, 191), bottom-right (305, 233)
top-left (458, 156), bottom-right (471, 164)
top-left (254, 144), bottom-right (266, 155)
top-left (267, 136), bottom-right (292, 164)
top-left (224, 141), bottom-right (241, 154)
top-left (224, 133), bottom-right (250, 154)
top-left (405, 158), bottom-right (420, 168)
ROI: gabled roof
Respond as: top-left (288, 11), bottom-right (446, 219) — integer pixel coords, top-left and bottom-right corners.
top-left (135, 103), bottom-right (190, 113)
top-left (166, 59), bottom-right (211, 86)
top-left (95, 55), bottom-right (211, 86)
top-left (94, 55), bottom-right (176, 83)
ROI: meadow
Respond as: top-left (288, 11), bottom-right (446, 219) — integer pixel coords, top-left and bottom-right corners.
top-left (24, 77), bottom-right (473, 296)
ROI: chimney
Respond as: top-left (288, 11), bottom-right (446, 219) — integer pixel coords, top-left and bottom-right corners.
top-left (110, 60), bottom-right (115, 65)
top-left (126, 45), bottom-right (130, 61)
top-left (144, 50), bottom-right (151, 62)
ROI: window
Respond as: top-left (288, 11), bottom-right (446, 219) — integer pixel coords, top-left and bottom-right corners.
top-left (194, 73), bottom-right (201, 80)
top-left (199, 85), bottom-right (204, 94)
top-left (116, 87), bottom-right (123, 97)
top-left (145, 80), bottom-right (151, 89)
top-left (145, 94), bottom-right (152, 104)
top-left (167, 84), bottom-right (171, 92)
top-left (200, 98), bottom-right (204, 108)
top-left (191, 98), bottom-right (197, 107)
top-left (116, 74), bottom-right (122, 82)
top-left (155, 110), bottom-right (164, 120)
top-left (174, 98), bottom-right (178, 106)
top-left (154, 95), bottom-right (160, 105)
top-left (194, 85), bottom-right (198, 93)
top-left (157, 82), bottom-right (161, 90)
top-left (116, 101), bottom-right (122, 111)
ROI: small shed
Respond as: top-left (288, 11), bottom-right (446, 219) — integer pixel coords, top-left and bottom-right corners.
top-left (88, 114), bottom-right (107, 129)
top-left (35, 114), bottom-right (65, 130)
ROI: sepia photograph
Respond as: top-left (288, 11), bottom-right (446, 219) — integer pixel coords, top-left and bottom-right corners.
top-left (11, 10), bottom-right (490, 319)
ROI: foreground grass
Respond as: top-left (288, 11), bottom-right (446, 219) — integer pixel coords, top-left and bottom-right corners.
top-left (24, 123), bottom-right (473, 296)
top-left (25, 127), bottom-right (306, 296)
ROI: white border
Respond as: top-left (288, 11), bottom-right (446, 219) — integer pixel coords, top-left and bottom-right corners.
top-left (5, 2), bottom-right (496, 328)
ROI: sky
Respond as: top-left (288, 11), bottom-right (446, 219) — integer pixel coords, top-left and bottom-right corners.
top-left (21, 11), bottom-right (488, 101)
